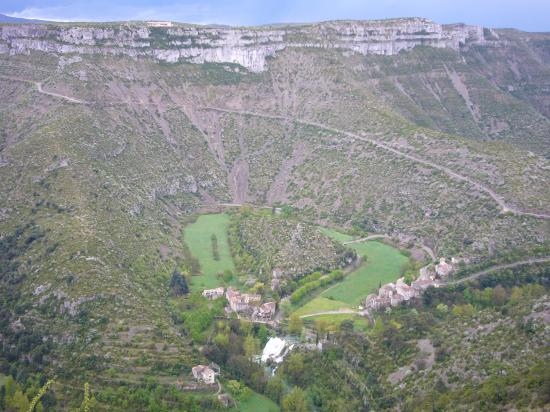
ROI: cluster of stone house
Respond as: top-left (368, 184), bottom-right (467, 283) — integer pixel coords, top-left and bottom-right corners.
top-left (201, 286), bottom-right (277, 321)
top-left (226, 287), bottom-right (261, 312)
top-left (365, 258), bottom-right (454, 311)
top-left (225, 288), bottom-right (277, 321)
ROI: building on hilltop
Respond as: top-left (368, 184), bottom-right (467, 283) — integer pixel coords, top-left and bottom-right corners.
top-left (192, 365), bottom-right (216, 384)
top-left (202, 287), bottom-right (225, 300)
top-left (147, 21), bottom-right (172, 27)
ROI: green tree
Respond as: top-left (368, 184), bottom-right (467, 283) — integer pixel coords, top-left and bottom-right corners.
top-left (244, 335), bottom-right (260, 360)
top-left (282, 387), bottom-right (309, 412)
top-left (211, 234), bottom-right (220, 261)
top-left (492, 285), bottom-right (507, 306)
top-left (214, 333), bottom-right (229, 348)
top-left (257, 324), bottom-right (269, 346)
top-left (284, 353), bottom-right (305, 385)
top-left (8, 389), bottom-right (29, 412)
top-left (222, 269), bottom-right (233, 283)
top-left (314, 319), bottom-right (328, 341)
top-left (169, 269), bottom-right (189, 296)
top-left (5, 376), bottom-right (16, 399)
top-left (265, 376), bottom-right (284, 404)
top-left (509, 287), bottom-right (523, 305)
top-left (373, 318), bottom-right (385, 337)
top-left (27, 379), bottom-right (53, 412)
top-left (288, 314), bottom-right (303, 336)
top-left (435, 303), bottom-right (448, 317)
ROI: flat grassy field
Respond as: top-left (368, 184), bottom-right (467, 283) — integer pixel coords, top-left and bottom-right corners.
top-left (237, 392), bottom-right (280, 412)
top-left (321, 241), bottom-right (408, 304)
top-left (184, 213), bottom-right (235, 290)
top-left (293, 297), bottom-right (350, 317)
top-left (293, 228), bottom-right (407, 316)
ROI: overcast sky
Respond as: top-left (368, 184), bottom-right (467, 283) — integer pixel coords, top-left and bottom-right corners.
top-left (2, 0), bottom-right (549, 31)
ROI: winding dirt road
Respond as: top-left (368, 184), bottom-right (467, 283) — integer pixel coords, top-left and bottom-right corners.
top-left (0, 75), bottom-right (86, 104)
top-left (343, 234), bottom-right (390, 244)
top-left (443, 257), bottom-right (550, 285)
top-left (35, 81), bottom-right (86, 104)
top-left (200, 106), bottom-right (550, 220)
top-left (299, 308), bottom-right (360, 319)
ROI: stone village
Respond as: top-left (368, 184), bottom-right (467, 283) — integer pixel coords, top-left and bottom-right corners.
top-left (190, 256), bottom-right (456, 388)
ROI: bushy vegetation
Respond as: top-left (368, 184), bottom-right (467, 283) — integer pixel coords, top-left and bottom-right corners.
top-left (228, 210), bottom-right (355, 281)
top-left (290, 270), bottom-right (343, 304)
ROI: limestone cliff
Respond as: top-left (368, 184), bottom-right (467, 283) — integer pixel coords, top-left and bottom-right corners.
top-left (0, 18), bottom-right (497, 71)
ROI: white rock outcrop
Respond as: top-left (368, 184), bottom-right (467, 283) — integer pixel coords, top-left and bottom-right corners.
top-left (0, 18), bottom-right (497, 72)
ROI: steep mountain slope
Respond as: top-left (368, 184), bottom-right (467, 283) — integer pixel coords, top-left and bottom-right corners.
top-left (0, 18), bottom-right (549, 404)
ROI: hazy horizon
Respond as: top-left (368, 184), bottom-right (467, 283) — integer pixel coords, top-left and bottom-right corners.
top-left (1, 0), bottom-right (549, 31)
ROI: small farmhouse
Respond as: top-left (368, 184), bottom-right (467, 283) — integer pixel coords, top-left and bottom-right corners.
top-left (192, 365), bottom-right (216, 384)
top-left (253, 301), bottom-right (276, 321)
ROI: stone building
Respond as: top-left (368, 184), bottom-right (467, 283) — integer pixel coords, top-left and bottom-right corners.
top-left (192, 365), bottom-right (216, 384)
top-left (202, 287), bottom-right (225, 300)
top-left (253, 301), bottom-right (276, 321)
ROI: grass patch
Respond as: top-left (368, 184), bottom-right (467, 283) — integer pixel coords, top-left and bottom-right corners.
top-left (318, 227), bottom-right (355, 243)
top-left (293, 297), bottom-right (350, 317)
top-left (184, 213), bottom-right (235, 290)
top-left (0, 373), bottom-right (7, 387)
top-left (236, 391), bottom-right (280, 412)
top-left (321, 241), bottom-right (408, 305)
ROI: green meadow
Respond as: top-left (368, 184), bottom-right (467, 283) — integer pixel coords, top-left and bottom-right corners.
top-left (294, 228), bottom-right (408, 316)
top-left (321, 240), bottom-right (408, 304)
top-left (293, 296), bottom-right (349, 317)
top-left (184, 213), bottom-right (235, 290)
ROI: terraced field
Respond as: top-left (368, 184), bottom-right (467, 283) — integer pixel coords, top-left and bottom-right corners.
top-left (183, 213), bottom-right (235, 290)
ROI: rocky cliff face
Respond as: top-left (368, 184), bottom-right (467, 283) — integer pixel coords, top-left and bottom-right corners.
top-left (0, 18), bottom-right (496, 71)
